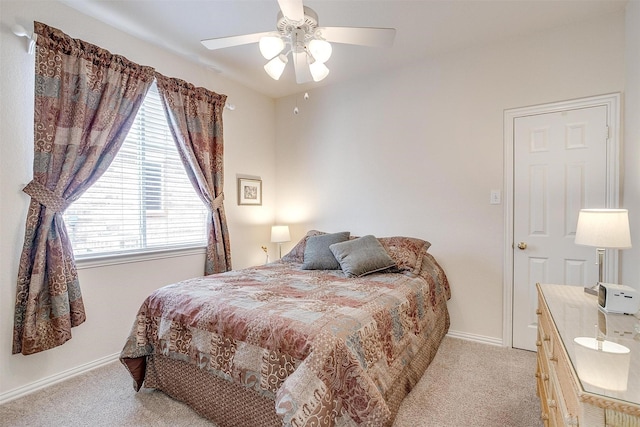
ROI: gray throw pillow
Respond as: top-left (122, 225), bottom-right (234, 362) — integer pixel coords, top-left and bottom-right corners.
top-left (329, 235), bottom-right (397, 277)
top-left (301, 231), bottom-right (350, 270)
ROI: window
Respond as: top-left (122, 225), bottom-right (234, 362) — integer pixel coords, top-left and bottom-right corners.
top-left (64, 82), bottom-right (208, 258)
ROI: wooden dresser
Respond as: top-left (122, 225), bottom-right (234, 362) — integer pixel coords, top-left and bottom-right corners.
top-left (536, 284), bottom-right (640, 427)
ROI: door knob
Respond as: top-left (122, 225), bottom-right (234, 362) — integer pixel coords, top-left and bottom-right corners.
top-left (517, 242), bottom-right (527, 250)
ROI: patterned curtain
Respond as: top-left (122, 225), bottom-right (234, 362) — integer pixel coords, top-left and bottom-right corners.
top-left (155, 74), bottom-right (232, 275)
top-left (13, 22), bottom-right (155, 355)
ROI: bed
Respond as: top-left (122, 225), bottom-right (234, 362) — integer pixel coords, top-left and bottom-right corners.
top-left (120, 231), bottom-right (451, 426)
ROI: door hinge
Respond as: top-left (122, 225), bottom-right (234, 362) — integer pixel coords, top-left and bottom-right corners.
top-left (605, 125), bottom-right (610, 140)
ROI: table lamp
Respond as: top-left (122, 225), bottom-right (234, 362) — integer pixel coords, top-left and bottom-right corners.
top-left (271, 225), bottom-right (290, 259)
top-left (575, 209), bottom-right (631, 295)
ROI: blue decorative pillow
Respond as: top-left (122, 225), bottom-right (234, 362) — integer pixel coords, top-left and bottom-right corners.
top-left (281, 230), bottom-right (325, 263)
top-left (329, 235), bottom-right (397, 277)
top-left (301, 231), bottom-right (350, 270)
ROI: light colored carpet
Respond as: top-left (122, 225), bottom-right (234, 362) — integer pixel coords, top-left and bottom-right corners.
top-left (394, 337), bottom-right (542, 426)
top-left (0, 337), bottom-right (542, 426)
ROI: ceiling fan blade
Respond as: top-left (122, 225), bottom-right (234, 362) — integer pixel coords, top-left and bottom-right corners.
top-left (316, 27), bottom-right (396, 48)
top-left (201, 32), bottom-right (273, 50)
top-left (293, 51), bottom-right (313, 84)
top-left (277, 0), bottom-right (304, 22)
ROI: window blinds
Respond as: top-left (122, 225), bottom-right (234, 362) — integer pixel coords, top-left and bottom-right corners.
top-left (63, 82), bottom-right (208, 258)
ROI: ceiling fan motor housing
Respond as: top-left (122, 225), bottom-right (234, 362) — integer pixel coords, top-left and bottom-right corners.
top-left (277, 6), bottom-right (319, 33)
top-left (277, 6), bottom-right (321, 52)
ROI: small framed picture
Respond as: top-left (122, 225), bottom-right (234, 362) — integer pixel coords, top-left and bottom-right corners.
top-left (237, 178), bottom-right (262, 205)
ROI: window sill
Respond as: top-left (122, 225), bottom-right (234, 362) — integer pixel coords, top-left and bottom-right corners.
top-left (75, 246), bottom-right (207, 270)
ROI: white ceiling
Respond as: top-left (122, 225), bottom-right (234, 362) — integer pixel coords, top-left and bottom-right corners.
top-left (59, 0), bottom-right (627, 99)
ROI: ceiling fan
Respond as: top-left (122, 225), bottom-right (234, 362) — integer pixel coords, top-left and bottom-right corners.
top-left (200, 0), bottom-right (396, 84)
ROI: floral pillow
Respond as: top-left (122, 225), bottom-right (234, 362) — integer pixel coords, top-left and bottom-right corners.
top-left (377, 236), bottom-right (431, 274)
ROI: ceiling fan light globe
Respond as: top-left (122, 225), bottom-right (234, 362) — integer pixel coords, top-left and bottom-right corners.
top-left (264, 54), bottom-right (288, 80)
top-left (308, 39), bottom-right (332, 63)
top-left (309, 61), bottom-right (329, 82)
top-left (259, 36), bottom-right (285, 60)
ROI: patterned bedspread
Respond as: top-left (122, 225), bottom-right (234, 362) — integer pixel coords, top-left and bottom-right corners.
top-left (120, 237), bottom-right (450, 426)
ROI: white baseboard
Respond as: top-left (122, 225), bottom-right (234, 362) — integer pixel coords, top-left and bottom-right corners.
top-left (0, 352), bottom-right (120, 405)
top-left (446, 330), bottom-right (504, 347)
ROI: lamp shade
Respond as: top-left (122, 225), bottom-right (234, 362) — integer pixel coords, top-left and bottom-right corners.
top-left (575, 209), bottom-right (631, 249)
top-left (271, 225), bottom-right (291, 243)
top-left (309, 61), bottom-right (330, 82)
top-left (264, 54), bottom-right (288, 80)
top-left (308, 39), bottom-right (332, 63)
top-left (259, 36), bottom-right (285, 60)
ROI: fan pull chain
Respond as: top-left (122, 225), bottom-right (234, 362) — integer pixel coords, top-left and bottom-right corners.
top-left (293, 92), bottom-right (309, 115)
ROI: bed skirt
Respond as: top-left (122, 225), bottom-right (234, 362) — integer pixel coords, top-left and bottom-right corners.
top-left (141, 301), bottom-right (450, 427)
top-left (145, 355), bottom-right (282, 427)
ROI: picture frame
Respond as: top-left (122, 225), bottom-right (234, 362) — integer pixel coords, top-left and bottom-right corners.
top-left (237, 178), bottom-right (262, 205)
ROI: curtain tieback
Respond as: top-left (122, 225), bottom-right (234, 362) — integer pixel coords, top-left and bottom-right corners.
top-left (23, 180), bottom-right (71, 213)
top-left (210, 193), bottom-right (224, 211)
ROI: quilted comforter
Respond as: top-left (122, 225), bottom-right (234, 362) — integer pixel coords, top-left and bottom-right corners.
top-left (120, 236), bottom-right (450, 426)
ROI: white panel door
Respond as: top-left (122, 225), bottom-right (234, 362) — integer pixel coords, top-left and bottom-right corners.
top-left (512, 106), bottom-right (608, 351)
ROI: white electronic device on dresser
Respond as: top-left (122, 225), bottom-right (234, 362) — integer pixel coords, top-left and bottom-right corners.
top-left (536, 283), bottom-right (640, 427)
top-left (598, 283), bottom-right (640, 315)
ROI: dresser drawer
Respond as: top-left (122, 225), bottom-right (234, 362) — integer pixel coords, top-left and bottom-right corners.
top-left (537, 352), bottom-right (551, 426)
top-left (551, 341), bottom-right (580, 426)
top-left (549, 364), bottom-right (579, 427)
top-left (542, 312), bottom-right (580, 425)
top-left (537, 294), bottom-right (555, 359)
top-left (536, 285), bottom-right (579, 427)
top-left (536, 303), bottom-right (552, 426)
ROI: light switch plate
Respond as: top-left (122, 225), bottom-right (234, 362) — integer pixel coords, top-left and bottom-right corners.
top-left (490, 190), bottom-right (501, 205)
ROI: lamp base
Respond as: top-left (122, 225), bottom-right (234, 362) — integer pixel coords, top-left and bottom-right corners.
top-left (584, 283), bottom-right (600, 296)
